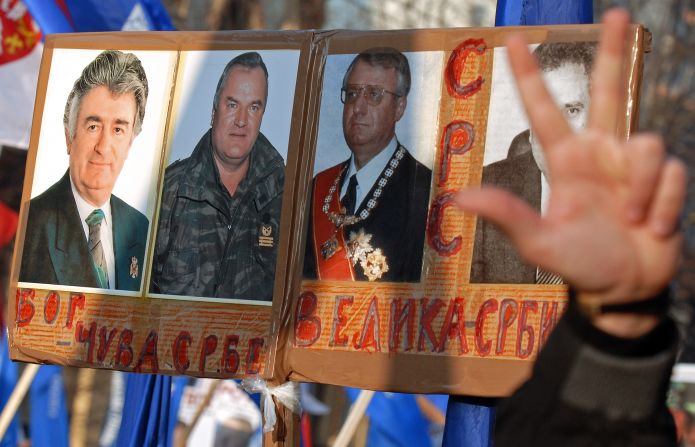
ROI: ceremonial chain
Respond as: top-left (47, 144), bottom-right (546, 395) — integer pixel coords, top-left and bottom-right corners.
top-left (322, 146), bottom-right (405, 227)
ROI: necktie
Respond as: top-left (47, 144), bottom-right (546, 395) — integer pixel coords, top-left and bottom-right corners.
top-left (535, 267), bottom-right (563, 285)
top-left (341, 174), bottom-right (358, 215)
top-left (85, 209), bottom-right (109, 288)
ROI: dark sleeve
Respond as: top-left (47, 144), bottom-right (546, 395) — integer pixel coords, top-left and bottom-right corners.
top-left (494, 290), bottom-right (679, 447)
top-left (150, 167), bottom-right (177, 293)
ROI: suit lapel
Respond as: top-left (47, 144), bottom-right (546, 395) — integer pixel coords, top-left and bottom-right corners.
top-left (49, 173), bottom-right (100, 287)
top-left (111, 197), bottom-right (145, 291)
top-left (519, 150), bottom-right (542, 211)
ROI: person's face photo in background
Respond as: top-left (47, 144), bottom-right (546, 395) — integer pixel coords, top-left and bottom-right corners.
top-left (529, 62), bottom-right (590, 177)
top-left (341, 60), bottom-right (406, 168)
top-left (66, 86), bottom-right (137, 207)
top-left (211, 66), bottom-right (267, 171)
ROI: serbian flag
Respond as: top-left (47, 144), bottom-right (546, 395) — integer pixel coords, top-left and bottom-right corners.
top-left (442, 2), bottom-right (594, 446)
top-left (23, 0), bottom-right (174, 33)
top-left (0, 0), bottom-right (42, 148)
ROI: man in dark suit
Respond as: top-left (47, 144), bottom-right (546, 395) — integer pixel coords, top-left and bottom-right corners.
top-left (470, 41), bottom-right (595, 284)
top-left (20, 50), bottom-right (149, 291)
top-left (304, 47), bottom-right (431, 282)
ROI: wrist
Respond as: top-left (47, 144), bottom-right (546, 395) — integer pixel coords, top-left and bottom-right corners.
top-left (590, 313), bottom-right (660, 338)
top-left (573, 288), bottom-right (670, 338)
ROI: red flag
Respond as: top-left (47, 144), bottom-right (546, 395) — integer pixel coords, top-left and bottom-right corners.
top-left (0, 0), bottom-right (42, 148)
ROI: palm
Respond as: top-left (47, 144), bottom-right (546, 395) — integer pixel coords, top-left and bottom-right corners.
top-left (538, 134), bottom-right (681, 301)
top-left (457, 10), bottom-right (685, 304)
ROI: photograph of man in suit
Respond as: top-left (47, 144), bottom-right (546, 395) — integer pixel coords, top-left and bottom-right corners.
top-left (470, 41), bottom-right (596, 284)
top-left (151, 51), bottom-right (284, 301)
top-left (304, 47), bottom-right (432, 282)
top-left (20, 50), bottom-right (149, 291)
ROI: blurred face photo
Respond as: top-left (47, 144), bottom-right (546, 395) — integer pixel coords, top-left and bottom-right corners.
top-left (66, 85), bottom-right (137, 207)
top-left (211, 66), bottom-right (267, 170)
top-left (342, 60), bottom-right (406, 166)
top-left (530, 62), bottom-right (590, 176)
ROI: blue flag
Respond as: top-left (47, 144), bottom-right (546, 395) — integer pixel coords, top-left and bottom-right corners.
top-left (345, 389), bottom-right (430, 447)
top-left (29, 365), bottom-right (69, 447)
top-left (168, 376), bottom-right (190, 441)
top-left (442, 2), bottom-right (594, 446)
top-left (116, 373), bottom-right (172, 447)
top-left (23, 0), bottom-right (174, 34)
top-left (0, 333), bottom-right (19, 447)
top-left (495, 0), bottom-right (593, 26)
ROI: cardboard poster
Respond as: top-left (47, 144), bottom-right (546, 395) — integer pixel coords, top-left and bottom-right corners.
top-left (10, 31), bottom-right (316, 378)
top-left (10, 24), bottom-right (647, 396)
top-left (287, 25), bottom-right (646, 396)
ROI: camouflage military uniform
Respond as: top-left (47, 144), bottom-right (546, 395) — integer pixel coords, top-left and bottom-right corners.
top-left (151, 129), bottom-right (284, 301)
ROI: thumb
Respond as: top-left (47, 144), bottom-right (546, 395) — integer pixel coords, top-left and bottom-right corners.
top-left (456, 188), bottom-right (544, 262)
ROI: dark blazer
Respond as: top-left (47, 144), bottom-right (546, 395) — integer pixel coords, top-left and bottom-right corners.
top-left (20, 171), bottom-right (149, 291)
top-left (470, 149), bottom-right (540, 284)
top-left (304, 146), bottom-right (432, 282)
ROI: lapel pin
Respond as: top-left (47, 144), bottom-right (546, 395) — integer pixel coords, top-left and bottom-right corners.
top-left (129, 256), bottom-right (138, 279)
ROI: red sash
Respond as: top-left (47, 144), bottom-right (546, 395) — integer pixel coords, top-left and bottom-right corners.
top-left (311, 165), bottom-right (355, 280)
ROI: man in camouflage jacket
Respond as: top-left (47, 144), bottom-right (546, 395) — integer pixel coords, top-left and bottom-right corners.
top-left (151, 52), bottom-right (284, 301)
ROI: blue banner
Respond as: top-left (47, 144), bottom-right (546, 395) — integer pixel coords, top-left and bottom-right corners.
top-left (116, 374), bottom-right (172, 447)
top-left (29, 365), bottom-right (69, 447)
top-left (345, 389), bottom-right (431, 447)
top-left (0, 333), bottom-right (19, 447)
top-left (495, 0), bottom-right (593, 26)
top-left (24, 0), bottom-right (174, 34)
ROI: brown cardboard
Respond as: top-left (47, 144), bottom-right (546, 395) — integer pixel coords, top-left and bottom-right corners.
top-left (9, 31), bottom-right (316, 379)
top-left (9, 24), bottom-right (647, 396)
top-left (283, 24), bottom-right (646, 396)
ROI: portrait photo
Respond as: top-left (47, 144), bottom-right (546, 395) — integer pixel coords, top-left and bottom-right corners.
top-left (303, 49), bottom-right (442, 283)
top-left (471, 41), bottom-right (597, 284)
top-left (19, 48), bottom-right (176, 294)
top-left (150, 49), bottom-right (300, 304)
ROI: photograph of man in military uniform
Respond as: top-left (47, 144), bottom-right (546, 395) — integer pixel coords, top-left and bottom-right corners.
top-left (470, 41), bottom-right (596, 285)
top-left (19, 48), bottom-right (173, 291)
top-left (151, 50), bottom-right (299, 302)
top-left (304, 48), bottom-right (441, 283)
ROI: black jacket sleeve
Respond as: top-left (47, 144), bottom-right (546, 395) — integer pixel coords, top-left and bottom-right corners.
top-left (494, 291), bottom-right (679, 447)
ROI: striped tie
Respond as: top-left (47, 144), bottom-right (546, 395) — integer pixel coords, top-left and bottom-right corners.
top-left (85, 209), bottom-right (109, 289)
top-left (535, 266), bottom-right (563, 285)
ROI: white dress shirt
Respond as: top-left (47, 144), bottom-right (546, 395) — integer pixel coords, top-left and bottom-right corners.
top-left (340, 137), bottom-right (398, 211)
top-left (70, 178), bottom-right (116, 288)
top-left (540, 172), bottom-right (550, 216)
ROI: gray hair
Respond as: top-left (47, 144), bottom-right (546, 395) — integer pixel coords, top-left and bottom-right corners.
top-left (213, 51), bottom-right (269, 111)
top-left (534, 41), bottom-right (597, 76)
top-left (63, 50), bottom-right (148, 140)
top-left (342, 47), bottom-right (411, 97)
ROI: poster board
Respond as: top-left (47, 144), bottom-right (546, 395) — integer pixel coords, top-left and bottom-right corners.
top-left (9, 31), bottom-right (318, 378)
top-left (285, 24), bottom-right (646, 396)
top-left (9, 24), bottom-right (647, 396)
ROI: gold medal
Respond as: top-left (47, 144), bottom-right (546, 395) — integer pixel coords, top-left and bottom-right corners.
top-left (346, 229), bottom-right (389, 281)
top-left (361, 249), bottom-right (389, 281)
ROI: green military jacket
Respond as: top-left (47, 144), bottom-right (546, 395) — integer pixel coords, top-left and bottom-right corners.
top-left (151, 129), bottom-right (284, 301)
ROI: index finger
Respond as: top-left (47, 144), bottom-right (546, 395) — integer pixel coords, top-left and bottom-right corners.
top-left (506, 33), bottom-right (572, 153)
top-left (587, 9), bottom-right (631, 133)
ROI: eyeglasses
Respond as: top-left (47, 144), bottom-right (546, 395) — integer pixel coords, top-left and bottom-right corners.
top-left (340, 84), bottom-right (401, 106)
